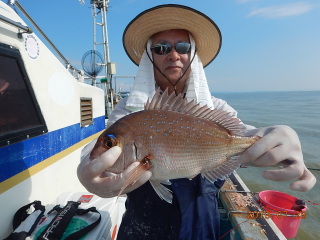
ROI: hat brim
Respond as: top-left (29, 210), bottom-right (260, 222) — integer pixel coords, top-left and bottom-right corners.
top-left (123, 4), bottom-right (222, 68)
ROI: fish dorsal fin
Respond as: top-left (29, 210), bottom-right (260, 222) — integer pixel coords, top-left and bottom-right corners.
top-left (145, 88), bottom-right (245, 136)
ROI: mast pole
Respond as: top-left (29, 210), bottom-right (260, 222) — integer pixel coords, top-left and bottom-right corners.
top-left (92, 3), bottom-right (97, 86)
top-left (102, 0), bottom-right (113, 114)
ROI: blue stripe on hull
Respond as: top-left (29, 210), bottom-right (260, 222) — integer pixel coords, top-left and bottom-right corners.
top-left (0, 116), bottom-right (105, 183)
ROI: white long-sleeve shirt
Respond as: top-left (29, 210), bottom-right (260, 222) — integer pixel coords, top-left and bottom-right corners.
top-left (107, 96), bottom-right (255, 131)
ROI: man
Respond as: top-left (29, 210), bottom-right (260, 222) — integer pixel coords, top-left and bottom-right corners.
top-left (77, 4), bottom-right (316, 240)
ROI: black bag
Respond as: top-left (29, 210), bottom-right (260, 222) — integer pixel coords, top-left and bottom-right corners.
top-left (5, 201), bottom-right (101, 240)
top-left (4, 201), bottom-right (45, 240)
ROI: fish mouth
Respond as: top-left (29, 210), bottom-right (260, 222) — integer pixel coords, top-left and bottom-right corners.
top-left (133, 141), bottom-right (138, 161)
top-left (121, 142), bottom-right (139, 171)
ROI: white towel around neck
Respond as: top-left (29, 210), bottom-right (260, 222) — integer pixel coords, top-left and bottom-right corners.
top-left (125, 34), bottom-right (213, 112)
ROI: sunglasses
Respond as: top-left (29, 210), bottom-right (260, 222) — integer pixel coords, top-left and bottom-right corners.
top-left (150, 43), bottom-right (191, 55)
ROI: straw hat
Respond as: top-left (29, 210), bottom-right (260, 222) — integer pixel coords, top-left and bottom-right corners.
top-left (123, 4), bottom-right (222, 68)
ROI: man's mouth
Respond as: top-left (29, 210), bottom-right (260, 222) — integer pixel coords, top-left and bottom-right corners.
top-left (166, 66), bottom-right (181, 70)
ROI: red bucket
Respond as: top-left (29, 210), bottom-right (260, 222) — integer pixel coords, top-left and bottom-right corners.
top-left (258, 190), bottom-right (307, 239)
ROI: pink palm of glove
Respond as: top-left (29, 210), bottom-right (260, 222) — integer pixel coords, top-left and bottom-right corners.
top-left (238, 125), bottom-right (316, 192)
top-left (77, 146), bottom-right (152, 198)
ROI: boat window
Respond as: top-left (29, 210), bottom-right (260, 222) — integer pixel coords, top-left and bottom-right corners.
top-left (0, 43), bottom-right (47, 147)
top-left (80, 98), bottom-right (93, 127)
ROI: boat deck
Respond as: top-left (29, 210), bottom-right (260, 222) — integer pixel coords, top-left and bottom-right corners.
top-left (219, 172), bottom-right (286, 240)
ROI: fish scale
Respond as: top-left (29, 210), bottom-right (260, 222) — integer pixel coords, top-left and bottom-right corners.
top-left (90, 88), bottom-right (260, 203)
top-left (138, 113), bottom-right (220, 177)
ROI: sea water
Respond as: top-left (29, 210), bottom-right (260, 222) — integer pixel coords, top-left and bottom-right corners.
top-left (212, 91), bottom-right (320, 240)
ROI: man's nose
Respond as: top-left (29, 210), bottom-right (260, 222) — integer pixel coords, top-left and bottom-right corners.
top-left (167, 48), bottom-right (180, 61)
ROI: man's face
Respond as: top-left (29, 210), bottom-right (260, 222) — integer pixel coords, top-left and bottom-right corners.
top-left (151, 29), bottom-right (191, 95)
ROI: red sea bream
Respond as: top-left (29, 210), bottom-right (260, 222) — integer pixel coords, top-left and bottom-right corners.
top-left (90, 88), bottom-right (260, 203)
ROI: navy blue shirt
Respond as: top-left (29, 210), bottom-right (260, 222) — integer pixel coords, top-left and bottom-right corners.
top-left (117, 176), bottom-right (224, 240)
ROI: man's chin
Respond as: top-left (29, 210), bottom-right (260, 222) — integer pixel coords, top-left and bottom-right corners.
top-left (165, 74), bottom-right (184, 82)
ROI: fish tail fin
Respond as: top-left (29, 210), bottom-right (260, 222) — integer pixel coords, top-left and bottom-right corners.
top-left (117, 159), bottom-right (150, 199)
top-left (201, 156), bottom-right (240, 182)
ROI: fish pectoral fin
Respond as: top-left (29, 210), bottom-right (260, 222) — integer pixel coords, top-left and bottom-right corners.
top-left (117, 157), bottom-right (151, 199)
top-left (160, 180), bottom-right (172, 185)
top-left (149, 180), bottom-right (173, 204)
top-left (201, 156), bottom-right (240, 183)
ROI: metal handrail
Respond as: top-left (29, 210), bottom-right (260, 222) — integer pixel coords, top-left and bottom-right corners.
top-left (14, 0), bottom-right (95, 81)
top-left (15, 1), bottom-right (68, 65)
top-left (0, 13), bottom-right (32, 33)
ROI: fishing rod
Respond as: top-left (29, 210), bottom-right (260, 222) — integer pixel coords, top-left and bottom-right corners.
top-left (306, 168), bottom-right (320, 172)
top-left (240, 165), bottom-right (320, 171)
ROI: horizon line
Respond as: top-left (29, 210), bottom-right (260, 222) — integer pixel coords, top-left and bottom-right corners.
top-left (211, 90), bottom-right (320, 94)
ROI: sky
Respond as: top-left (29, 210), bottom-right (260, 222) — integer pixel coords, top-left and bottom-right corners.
top-left (8, 0), bottom-right (320, 92)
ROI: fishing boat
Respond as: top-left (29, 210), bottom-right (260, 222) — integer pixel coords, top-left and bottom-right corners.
top-left (0, 0), bottom-right (287, 239)
top-left (0, 0), bottom-right (121, 238)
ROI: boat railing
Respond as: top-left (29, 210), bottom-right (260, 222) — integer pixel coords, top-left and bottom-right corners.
top-left (0, 13), bottom-right (32, 35)
top-left (14, 0), bottom-right (96, 83)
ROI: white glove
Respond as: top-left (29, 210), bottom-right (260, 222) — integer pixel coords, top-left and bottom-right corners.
top-left (238, 125), bottom-right (316, 192)
top-left (77, 141), bottom-right (152, 198)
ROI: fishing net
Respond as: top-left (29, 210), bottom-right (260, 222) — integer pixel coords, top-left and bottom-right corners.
top-left (81, 50), bottom-right (104, 77)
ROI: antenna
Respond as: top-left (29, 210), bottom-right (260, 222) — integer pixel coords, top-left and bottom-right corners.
top-left (80, 1), bottom-right (116, 118)
top-left (80, 0), bottom-right (115, 118)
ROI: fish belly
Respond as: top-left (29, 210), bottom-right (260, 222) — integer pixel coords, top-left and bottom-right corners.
top-left (150, 152), bottom-right (229, 181)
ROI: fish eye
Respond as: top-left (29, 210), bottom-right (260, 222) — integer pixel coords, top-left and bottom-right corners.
top-left (105, 135), bottom-right (117, 149)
